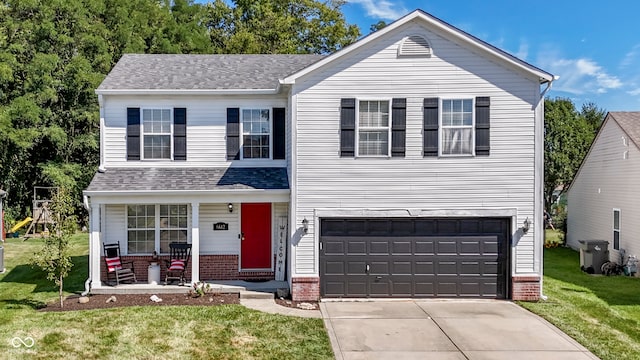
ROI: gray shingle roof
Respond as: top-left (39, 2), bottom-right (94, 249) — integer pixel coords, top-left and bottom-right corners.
top-left (97, 54), bottom-right (324, 91)
top-left (610, 112), bottom-right (640, 148)
top-left (86, 167), bottom-right (289, 192)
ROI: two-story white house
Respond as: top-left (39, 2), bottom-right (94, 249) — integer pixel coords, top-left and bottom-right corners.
top-left (84, 10), bottom-right (554, 301)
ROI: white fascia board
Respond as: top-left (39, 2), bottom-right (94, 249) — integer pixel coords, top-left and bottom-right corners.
top-left (282, 10), bottom-right (553, 85)
top-left (83, 189), bottom-right (291, 204)
top-left (95, 88), bottom-right (280, 96)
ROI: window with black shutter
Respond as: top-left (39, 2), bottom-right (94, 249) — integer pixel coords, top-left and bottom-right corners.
top-left (127, 107), bottom-right (141, 160)
top-left (226, 108), bottom-right (240, 160)
top-left (475, 96), bottom-right (490, 156)
top-left (173, 108), bottom-right (187, 161)
top-left (423, 98), bottom-right (439, 156)
top-left (273, 107), bottom-right (286, 160)
top-left (391, 98), bottom-right (406, 157)
top-left (340, 98), bottom-right (356, 157)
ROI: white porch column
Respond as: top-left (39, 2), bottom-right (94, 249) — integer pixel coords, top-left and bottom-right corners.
top-left (191, 202), bottom-right (200, 284)
top-left (90, 203), bottom-right (102, 287)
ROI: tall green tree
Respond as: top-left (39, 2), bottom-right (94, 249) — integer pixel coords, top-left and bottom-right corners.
top-left (544, 98), bottom-right (605, 212)
top-left (205, 0), bottom-right (359, 54)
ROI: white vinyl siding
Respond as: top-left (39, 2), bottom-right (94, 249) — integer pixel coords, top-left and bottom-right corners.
top-left (568, 118), bottom-right (640, 264)
top-left (102, 95), bottom-right (287, 167)
top-left (199, 203), bottom-right (240, 254)
top-left (292, 22), bottom-right (541, 275)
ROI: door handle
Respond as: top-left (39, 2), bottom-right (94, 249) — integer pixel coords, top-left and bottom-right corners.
top-left (366, 264), bottom-right (370, 273)
top-left (240, 233), bottom-right (245, 241)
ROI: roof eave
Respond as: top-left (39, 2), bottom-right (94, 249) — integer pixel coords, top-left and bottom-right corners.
top-left (95, 88), bottom-right (281, 96)
top-left (83, 188), bottom-right (290, 197)
top-left (283, 9), bottom-right (553, 85)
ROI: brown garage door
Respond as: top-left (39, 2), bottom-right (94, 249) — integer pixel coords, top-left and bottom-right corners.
top-left (320, 218), bottom-right (509, 298)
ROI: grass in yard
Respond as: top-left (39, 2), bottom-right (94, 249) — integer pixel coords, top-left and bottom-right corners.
top-left (0, 235), bottom-right (333, 359)
top-left (519, 247), bottom-right (640, 360)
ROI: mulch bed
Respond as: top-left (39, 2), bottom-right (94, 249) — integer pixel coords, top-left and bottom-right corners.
top-left (40, 293), bottom-right (239, 312)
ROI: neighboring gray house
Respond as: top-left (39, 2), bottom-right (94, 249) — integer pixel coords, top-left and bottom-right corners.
top-left (567, 112), bottom-right (640, 266)
top-left (84, 10), bottom-right (554, 301)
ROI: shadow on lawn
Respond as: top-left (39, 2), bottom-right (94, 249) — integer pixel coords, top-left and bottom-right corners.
top-left (0, 255), bottom-right (88, 294)
top-left (544, 247), bottom-right (640, 306)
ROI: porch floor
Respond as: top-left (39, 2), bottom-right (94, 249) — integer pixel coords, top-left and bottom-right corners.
top-left (91, 280), bottom-right (288, 295)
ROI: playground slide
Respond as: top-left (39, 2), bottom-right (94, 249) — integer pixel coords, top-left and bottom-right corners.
top-left (10, 217), bottom-right (32, 233)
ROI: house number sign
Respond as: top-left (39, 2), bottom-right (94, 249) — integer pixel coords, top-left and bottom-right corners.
top-left (213, 222), bottom-right (229, 231)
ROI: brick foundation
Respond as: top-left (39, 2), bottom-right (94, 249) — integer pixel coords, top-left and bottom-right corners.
top-left (512, 275), bottom-right (541, 301)
top-left (291, 277), bottom-right (320, 301)
top-left (100, 255), bottom-right (274, 284)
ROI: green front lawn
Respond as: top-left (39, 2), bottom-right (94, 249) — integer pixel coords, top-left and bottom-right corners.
top-left (0, 235), bottom-right (332, 359)
top-left (520, 247), bottom-right (640, 360)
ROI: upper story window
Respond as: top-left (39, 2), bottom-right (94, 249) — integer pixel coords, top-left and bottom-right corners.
top-left (142, 109), bottom-right (172, 159)
top-left (126, 107), bottom-right (186, 161)
top-left (358, 100), bottom-right (390, 156)
top-left (441, 99), bottom-right (473, 156)
top-left (242, 109), bottom-right (271, 159)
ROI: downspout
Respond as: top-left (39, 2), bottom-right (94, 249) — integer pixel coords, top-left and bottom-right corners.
top-left (538, 75), bottom-right (558, 301)
top-left (81, 195), bottom-right (92, 296)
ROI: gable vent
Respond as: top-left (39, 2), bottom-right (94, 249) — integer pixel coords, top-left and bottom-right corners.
top-left (398, 35), bottom-right (432, 58)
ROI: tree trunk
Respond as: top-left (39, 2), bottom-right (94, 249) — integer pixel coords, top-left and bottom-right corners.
top-left (59, 274), bottom-right (64, 308)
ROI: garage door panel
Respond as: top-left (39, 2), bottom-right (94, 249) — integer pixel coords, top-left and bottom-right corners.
top-left (347, 261), bottom-right (367, 274)
top-left (325, 261), bottom-right (345, 275)
top-left (437, 240), bottom-right (458, 255)
top-left (415, 240), bottom-right (435, 254)
top-left (370, 280), bottom-right (390, 296)
top-left (460, 261), bottom-right (481, 275)
top-left (391, 261), bottom-right (412, 274)
top-left (347, 241), bottom-right (367, 254)
top-left (415, 261), bottom-right (435, 274)
top-left (369, 261), bottom-right (389, 274)
top-left (392, 240), bottom-right (412, 254)
top-left (370, 241), bottom-right (389, 254)
top-left (320, 218), bottom-right (509, 298)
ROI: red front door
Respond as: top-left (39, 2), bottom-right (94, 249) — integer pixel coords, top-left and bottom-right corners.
top-left (241, 203), bottom-right (272, 269)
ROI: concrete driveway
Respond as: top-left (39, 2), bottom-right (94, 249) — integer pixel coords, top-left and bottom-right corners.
top-left (320, 300), bottom-right (599, 360)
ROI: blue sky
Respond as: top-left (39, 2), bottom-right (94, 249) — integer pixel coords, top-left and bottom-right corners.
top-left (341, 0), bottom-right (640, 111)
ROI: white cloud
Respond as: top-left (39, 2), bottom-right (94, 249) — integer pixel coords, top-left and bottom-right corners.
top-left (348, 0), bottom-right (408, 21)
top-left (538, 55), bottom-right (622, 95)
top-left (621, 44), bottom-right (640, 68)
top-left (627, 88), bottom-right (640, 96)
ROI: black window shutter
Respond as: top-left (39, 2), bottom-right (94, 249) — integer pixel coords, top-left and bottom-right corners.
top-left (423, 98), bottom-right (439, 156)
top-left (127, 107), bottom-right (140, 160)
top-left (173, 108), bottom-right (187, 161)
top-left (475, 96), bottom-right (490, 156)
top-left (391, 98), bottom-right (406, 157)
top-left (340, 98), bottom-right (356, 157)
top-left (226, 108), bottom-right (240, 160)
top-left (273, 107), bottom-right (286, 160)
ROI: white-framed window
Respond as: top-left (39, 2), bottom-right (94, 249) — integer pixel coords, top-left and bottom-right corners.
top-left (241, 109), bottom-right (271, 159)
top-left (142, 108), bottom-right (172, 159)
top-left (441, 99), bottom-right (474, 156)
top-left (357, 100), bottom-right (390, 156)
top-left (127, 204), bottom-right (188, 254)
top-left (613, 208), bottom-right (620, 250)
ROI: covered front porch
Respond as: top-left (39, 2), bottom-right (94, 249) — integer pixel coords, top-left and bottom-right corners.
top-left (83, 167), bottom-right (291, 293)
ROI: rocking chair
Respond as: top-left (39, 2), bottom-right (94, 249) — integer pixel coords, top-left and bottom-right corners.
top-left (165, 242), bottom-right (191, 285)
top-left (103, 242), bottom-right (137, 285)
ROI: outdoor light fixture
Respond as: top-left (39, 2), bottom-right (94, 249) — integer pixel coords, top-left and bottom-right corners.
top-left (228, 203), bottom-right (233, 213)
top-left (302, 217), bottom-right (309, 234)
top-left (522, 217), bottom-right (531, 234)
